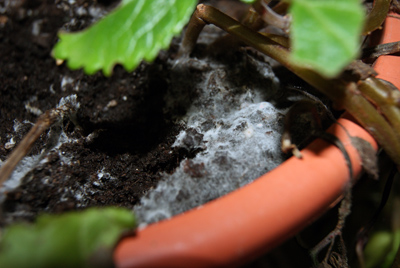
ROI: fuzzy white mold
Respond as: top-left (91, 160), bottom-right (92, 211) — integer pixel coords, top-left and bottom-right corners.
top-left (135, 52), bottom-right (295, 225)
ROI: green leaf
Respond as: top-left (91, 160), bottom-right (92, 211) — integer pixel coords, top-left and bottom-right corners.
top-left (240, 0), bottom-right (256, 3)
top-left (289, 0), bottom-right (365, 78)
top-left (0, 207), bottom-right (136, 268)
top-left (52, 0), bottom-right (197, 76)
top-left (363, 230), bottom-right (400, 268)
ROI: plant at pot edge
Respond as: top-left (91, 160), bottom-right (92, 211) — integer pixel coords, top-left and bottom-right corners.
top-left (1, 0), bottom-right (400, 267)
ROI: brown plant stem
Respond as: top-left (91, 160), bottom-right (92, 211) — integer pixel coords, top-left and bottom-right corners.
top-left (363, 0), bottom-right (392, 35)
top-left (358, 77), bottom-right (400, 136)
top-left (252, 0), bottom-right (289, 16)
top-left (259, 0), bottom-right (291, 32)
top-left (362, 41), bottom-right (400, 60)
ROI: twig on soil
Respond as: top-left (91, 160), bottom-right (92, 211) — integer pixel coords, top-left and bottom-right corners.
top-left (0, 96), bottom-right (79, 188)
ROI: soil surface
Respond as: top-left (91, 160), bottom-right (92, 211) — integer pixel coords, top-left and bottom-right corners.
top-left (0, 0), bottom-right (391, 267)
top-left (0, 0), bottom-right (322, 226)
top-left (0, 0), bottom-right (193, 225)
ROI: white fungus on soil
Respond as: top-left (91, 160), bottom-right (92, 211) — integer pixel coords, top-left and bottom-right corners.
top-left (0, 95), bottom-right (80, 202)
top-left (61, 76), bottom-right (74, 91)
top-left (134, 51), bottom-right (302, 225)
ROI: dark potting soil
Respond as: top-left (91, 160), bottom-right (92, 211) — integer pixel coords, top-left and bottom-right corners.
top-left (0, 0), bottom-right (192, 225)
top-left (0, 0), bottom-right (327, 226)
top-left (1, 1), bottom-right (392, 267)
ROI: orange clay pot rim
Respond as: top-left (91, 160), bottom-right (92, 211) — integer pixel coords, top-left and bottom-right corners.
top-left (113, 14), bottom-right (400, 268)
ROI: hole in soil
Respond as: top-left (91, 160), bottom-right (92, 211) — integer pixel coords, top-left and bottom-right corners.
top-left (23, 0), bottom-right (42, 9)
top-left (86, 123), bottom-right (174, 155)
top-left (78, 66), bottom-right (177, 155)
top-left (96, 0), bottom-right (120, 7)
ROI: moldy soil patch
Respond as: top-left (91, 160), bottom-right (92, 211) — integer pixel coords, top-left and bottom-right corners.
top-left (0, 0), bottom-right (190, 225)
top-left (0, 0), bottom-right (326, 227)
top-left (0, 1), bottom-right (388, 267)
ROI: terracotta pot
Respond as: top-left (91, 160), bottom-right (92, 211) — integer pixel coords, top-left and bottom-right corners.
top-left (373, 14), bottom-right (400, 89)
top-left (113, 13), bottom-right (400, 268)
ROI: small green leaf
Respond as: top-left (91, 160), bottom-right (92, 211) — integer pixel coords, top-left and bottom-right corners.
top-left (52, 0), bottom-right (197, 76)
top-left (289, 0), bottom-right (365, 78)
top-left (0, 207), bottom-right (136, 268)
top-left (240, 0), bottom-right (256, 3)
top-left (364, 230), bottom-right (400, 268)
